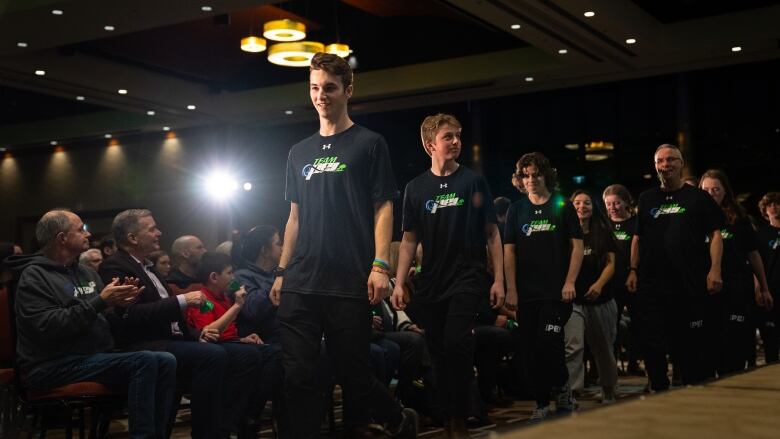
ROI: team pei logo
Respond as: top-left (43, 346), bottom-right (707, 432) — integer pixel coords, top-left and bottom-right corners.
top-left (521, 219), bottom-right (557, 236)
top-left (650, 203), bottom-right (686, 218)
top-left (302, 156), bottom-right (347, 180)
top-left (425, 192), bottom-right (464, 213)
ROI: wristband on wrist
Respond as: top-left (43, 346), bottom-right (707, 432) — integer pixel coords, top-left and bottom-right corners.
top-left (371, 266), bottom-right (390, 276)
top-left (271, 266), bottom-right (286, 277)
top-left (372, 258), bottom-right (390, 270)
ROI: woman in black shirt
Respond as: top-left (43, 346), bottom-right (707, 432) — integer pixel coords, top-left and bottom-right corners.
top-left (699, 170), bottom-right (771, 373)
top-left (564, 190), bottom-right (618, 403)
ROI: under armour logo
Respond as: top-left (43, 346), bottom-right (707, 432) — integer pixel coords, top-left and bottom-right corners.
top-left (440, 183), bottom-right (447, 189)
top-left (534, 210), bottom-right (542, 214)
top-left (665, 196), bottom-right (673, 201)
top-left (322, 144), bottom-right (331, 150)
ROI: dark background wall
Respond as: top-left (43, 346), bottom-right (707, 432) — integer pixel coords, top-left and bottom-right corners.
top-left (2, 59), bottom-right (778, 251)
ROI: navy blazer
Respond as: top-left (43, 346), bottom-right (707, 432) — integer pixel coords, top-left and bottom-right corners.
top-left (99, 248), bottom-right (197, 348)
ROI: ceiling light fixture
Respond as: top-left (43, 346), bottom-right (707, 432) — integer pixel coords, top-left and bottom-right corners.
top-left (510, 24), bottom-right (521, 30)
top-left (51, 9), bottom-right (63, 16)
top-left (201, 6), bottom-right (213, 12)
top-left (76, 96), bottom-right (85, 101)
top-left (558, 49), bottom-right (568, 54)
top-left (104, 134), bottom-right (112, 139)
top-left (241, 36), bottom-right (267, 53)
top-left (263, 19), bottom-right (306, 42)
top-left (50, 140), bottom-right (58, 146)
top-left (17, 42), bottom-right (27, 48)
top-left (325, 43), bottom-right (350, 58)
top-left (34, 70), bottom-right (45, 76)
top-left (285, 110), bottom-right (294, 115)
top-left (626, 38), bottom-right (637, 44)
top-left (147, 110), bottom-right (155, 116)
top-left (525, 76), bottom-right (534, 82)
top-left (268, 41), bottom-right (324, 67)
top-left (584, 11), bottom-right (595, 18)
top-left (731, 46), bottom-right (742, 52)
top-left (163, 126), bottom-right (171, 131)
top-left (104, 25), bottom-right (115, 31)
top-left (117, 89), bottom-right (127, 94)
top-left (187, 105), bottom-right (196, 110)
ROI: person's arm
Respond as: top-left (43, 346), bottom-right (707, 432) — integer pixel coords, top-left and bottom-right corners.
top-left (391, 231), bottom-right (418, 310)
top-left (585, 252), bottom-right (615, 301)
top-left (748, 250), bottom-right (773, 310)
top-left (368, 200), bottom-right (393, 305)
top-left (562, 238), bottom-right (584, 302)
top-left (707, 230), bottom-right (724, 294)
top-left (626, 235), bottom-right (640, 292)
top-left (504, 243), bottom-right (517, 310)
top-left (270, 202), bottom-right (300, 306)
top-left (486, 222), bottom-right (505, 309)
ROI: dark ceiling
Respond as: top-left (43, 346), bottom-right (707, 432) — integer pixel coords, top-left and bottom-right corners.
top-left (0, 0), bottom-right (778, 149)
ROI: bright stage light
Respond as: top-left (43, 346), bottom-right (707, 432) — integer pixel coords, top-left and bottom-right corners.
top-left (205, 171), bottom-right (240, 200)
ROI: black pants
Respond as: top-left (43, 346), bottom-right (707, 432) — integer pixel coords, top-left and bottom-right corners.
top-left (753, 297), bottom-right (779, 364)
top-left (413, 293), bottom-right (480, 420)
top-left (474, 324), bottom-right (513, 403)
top-left (516, 300), bottom-right (572, 406)
top-left (713, 282), bottom-right (754, 375)
top-left (277, 292), bottom-right (401, 438)
top-left (634, 292), bottom-right (715, 391)
top-left (615, 289), bottom-right (642, 367)
top-left (380, 331), bottom-right (427, 404)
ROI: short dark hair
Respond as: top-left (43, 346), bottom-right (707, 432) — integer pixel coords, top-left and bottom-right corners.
top-left (112, 209), bottom-right (152, 246)
top-left (758, 192), bottom-right (780, 220)
top-left (196, 252), bottom-right (233, 284)
top-left (231, 225), bottom-right (278, 268)
top-left (310, 52), bottom-right (353, 89)
top-left (516, 152), bottom-right (558, 192)
top-left (493, 197), bottom-right (512, 216)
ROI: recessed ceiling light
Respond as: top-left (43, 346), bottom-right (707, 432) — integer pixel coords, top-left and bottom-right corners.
top-left (643, 174), bottom-right (653, 180)
top-left (163, 126), bottom-right (171, 131)
top-left (104, 25), bottom-right (115, 31)
top-left (558, 49), bottom-right (568, 54)
top-left (626, 38), bottom-right (637, 44)
top-left (17, 42), bottom-right (28, 48)
top-left (525, 76), bottom-right (534, 82)
top-left (510, 24), bottom-right (521, 30)
top-left (731, 46), bottom-right (742, 52)
top-left (584, 11), bottom-right (595, 18)
top-left (104, 134), bottom-right (112, 139)
top-left (0, 147), bottom-right (7, 152)
top-left (34, 70), bottom-right (46, 76)
top-left (147, 110), bottom-right (156, 116)
top-left (285, 110), bottom-right (293, 115)
top-left (201, 6), bottom-right (212, 12)
top-left (187, 105), bottom-right (196, 110)
top-left (117, 89), bottom-right (127, 95)
top-left (50, 140), bottom-right (57, 146)
top-left (76, 95), bottom-right (85, 101)
top-left (51, 9), bottom-right (63, 16)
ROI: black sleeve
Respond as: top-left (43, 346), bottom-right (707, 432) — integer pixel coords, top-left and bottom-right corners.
top-left (738, 217), bottom-right (759, 254)
top-left (504, 203), bottom-right (518, 244)
top-left (284, 148), bottom-right (298, 203)
top-left (477, 176), bottom-right (498, 224)
top-left (635, 194), bottom-right (647, 237)
top-left (563, 203), bottom-right (584, 240)
top-left (99, 259), bottom-right (182, 326)
top-left (401, 182), bottom-right (417, 232)
top-left (369, 135), bottom-right (399, 202)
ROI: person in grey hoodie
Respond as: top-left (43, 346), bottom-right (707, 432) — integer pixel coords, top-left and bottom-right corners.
top-left (7, 209), bottom-right (177, 439)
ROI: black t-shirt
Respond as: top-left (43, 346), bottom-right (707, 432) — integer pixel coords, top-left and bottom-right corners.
top-left (402, 166), bottom-right (496, 302)
top-left (283, 124), bottom-right (398, 298)
top-left (715, 217), bottom-right (758, 287)
top-left (635, 185), bottom-right (724, 296)
top-left (756, 224), bottom-right (780, 293)
top-left (504, 193), bottom-right (583, 303)
top-left (608, 216), bottom-right (636, 298)
top-left (575, 229), bottom-right (618, 305)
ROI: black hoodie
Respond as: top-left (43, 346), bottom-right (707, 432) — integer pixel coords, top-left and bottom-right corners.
top-left (6, 253), bottom-right (112, 372)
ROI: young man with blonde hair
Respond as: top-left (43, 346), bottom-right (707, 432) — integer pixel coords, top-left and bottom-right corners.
top-left (392, 113), bottom-right (504, 437)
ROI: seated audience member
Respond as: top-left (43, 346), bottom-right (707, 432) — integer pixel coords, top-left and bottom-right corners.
top-left (167, 235), bottom-right (207, 295)
top-left (215, 240), bottom-right (233, 255)
top-left (8, 210), bottom-right (176, 438)
top-left (99, 234), bottom-right (117, 260)
top-left (79, 248), bottom-right (104, 271)
top-left (98, 209), bottom-right (242, 439)
top-left (231, 226), bottom-right (282, 343)
top-left (149, 250), bottom-right (171, 280)
top-left (2, 242), bottom-right (16, 286)
top-left (187, 252), bottom-right (282, 436)
top-left (13, 244), bottom-right (23, 255)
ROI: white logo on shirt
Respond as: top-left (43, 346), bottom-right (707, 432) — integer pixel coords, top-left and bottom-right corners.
top-left (534, 209), bottom-right (542, 214)
top-left (440, 183), bottom-right (447, 189)
top-left (665, 196), bottom-right (673, 201)
top-left (322, 144), bottom-right (331, 150)
top-left (544, 324), bottom-right (562, 333)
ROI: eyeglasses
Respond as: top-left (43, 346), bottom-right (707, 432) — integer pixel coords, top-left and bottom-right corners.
top-left (655, 157), bottom-right (681, 165)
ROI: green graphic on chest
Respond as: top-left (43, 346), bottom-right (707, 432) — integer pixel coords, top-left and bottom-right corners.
top-left (303, 156), bottom-right (347, 180)
top-left (613, 230), bottom-right (631, 241)
top-left (650, 203), bottom-right (686, 218)
top-left (720, 229), bottom-right (734, 240)
top-left (425, 192), bottom-right (464, 213)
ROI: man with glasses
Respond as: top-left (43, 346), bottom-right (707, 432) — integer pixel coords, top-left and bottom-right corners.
top-left (504, 152), bottom-right (583, 423)
top-left (626, 144), bottom-right (724, 391)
